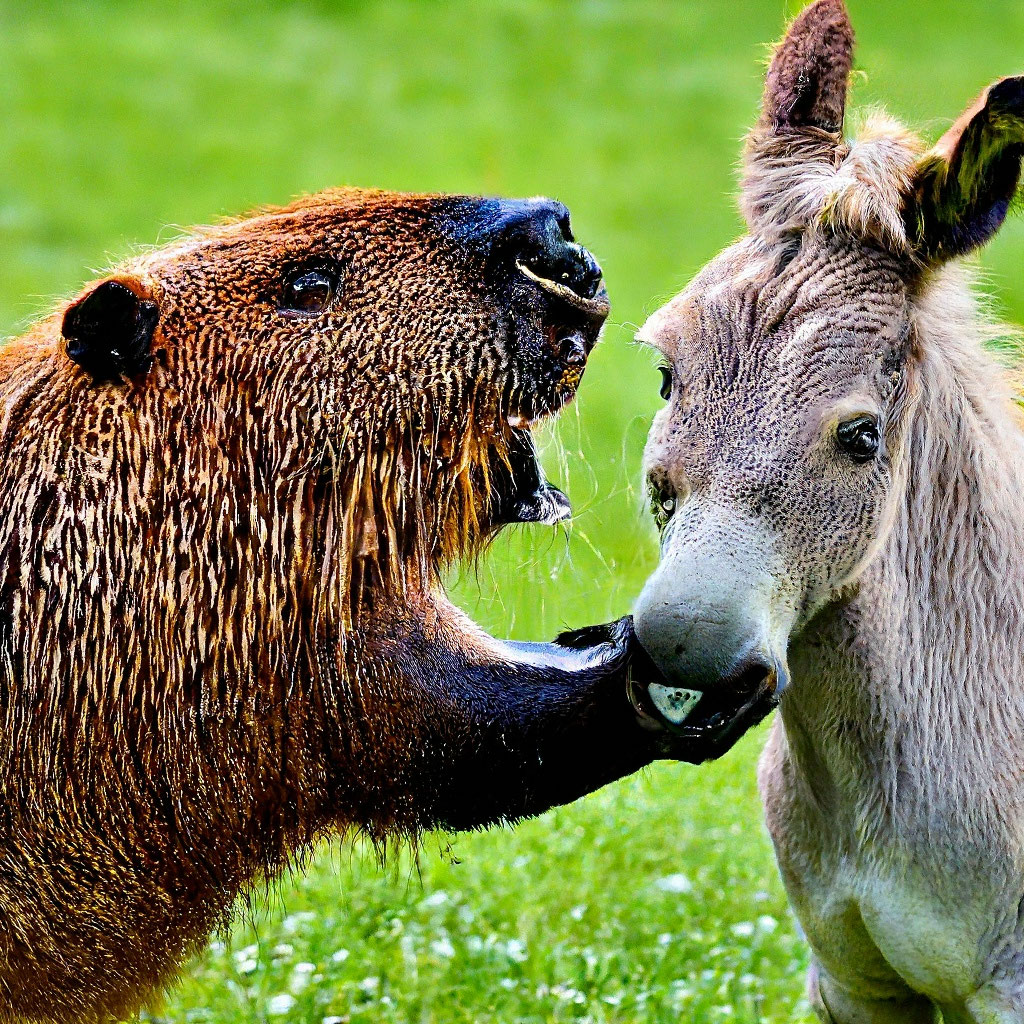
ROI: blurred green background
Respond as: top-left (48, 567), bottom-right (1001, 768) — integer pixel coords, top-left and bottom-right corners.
top-left (3, 1), bottom-right (1024, 1021)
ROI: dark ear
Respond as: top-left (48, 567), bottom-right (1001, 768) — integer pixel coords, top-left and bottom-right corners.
top-left (906, 77), bottom-right (1024, 263)
top-left (742, 0), bottom-right (854, 236)
top-left (62, 278), bottom-right (159, 383)
top-left (761, 0), bottom-right (854, 132)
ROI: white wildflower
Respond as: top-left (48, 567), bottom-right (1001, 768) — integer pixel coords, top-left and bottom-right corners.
top-left (282, 911), bottom-right (316, 934)
top-left (505, 938), bottom-right (528, 962)
top-left (267, 993), bottom-right (295, 1015)
top-left (655, 872), bottom-right (693, 894)
top-left (290, 962), bottom-right (315, 994)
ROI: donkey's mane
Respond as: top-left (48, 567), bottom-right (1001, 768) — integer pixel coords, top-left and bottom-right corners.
top-left (742, 105), bottom-right (1024, 411)
top-left (742, 112), bottom-right (924, 253)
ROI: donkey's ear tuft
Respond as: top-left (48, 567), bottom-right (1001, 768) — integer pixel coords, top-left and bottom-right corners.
top-left (762, 0), bottom-right (855, 132)
top-left (62, 278), bottom-right (159, 384)
top-left (907, 76), bottom-right (1024, 263)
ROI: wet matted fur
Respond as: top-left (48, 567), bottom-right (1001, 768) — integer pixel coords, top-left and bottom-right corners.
top-left (0, 188), bottom-right (677, 1022)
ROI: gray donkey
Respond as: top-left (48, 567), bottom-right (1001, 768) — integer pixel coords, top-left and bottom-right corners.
top-left (630, 1), bottom-right (1024, 1020)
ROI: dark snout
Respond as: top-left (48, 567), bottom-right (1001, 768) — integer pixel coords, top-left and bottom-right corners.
top-left (442, 195), bottom-right (610, 424)
top-left (446, 196), bottom-right (607, 308)
top-left (442, 196), bottom-right (611, 532)
top-left (492, 197), bottom-right (604, 301)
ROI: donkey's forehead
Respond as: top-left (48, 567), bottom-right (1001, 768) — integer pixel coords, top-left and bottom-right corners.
top-left (638, 239), bottom-right (774, 356)
top-left (641, 235), bottom-right (908, 371)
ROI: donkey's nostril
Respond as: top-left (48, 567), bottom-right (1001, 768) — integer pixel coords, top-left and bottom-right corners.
top-left (726, 658), bottom-right (775, 700)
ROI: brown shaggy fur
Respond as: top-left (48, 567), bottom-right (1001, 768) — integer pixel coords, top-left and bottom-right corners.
top-left (0, 187), bottom-right (649, 1022)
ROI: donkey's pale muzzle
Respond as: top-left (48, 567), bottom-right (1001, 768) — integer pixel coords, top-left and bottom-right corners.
top-left (630, 509), bottom-right (788, 760)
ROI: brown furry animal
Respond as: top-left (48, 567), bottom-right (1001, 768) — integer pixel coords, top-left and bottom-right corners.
top-left (0, 188), bottom-right (696, 1023)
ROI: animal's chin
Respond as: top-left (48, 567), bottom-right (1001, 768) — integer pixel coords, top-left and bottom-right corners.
top-left (490, 275), bottom-right (609, 529)
top-left (487, 423), bottom-right (571, 528)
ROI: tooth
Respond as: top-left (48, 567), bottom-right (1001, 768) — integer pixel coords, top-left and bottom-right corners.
top-left (516, 259), bottom-right (595, 303)
top-left (647, 684), bottom-right (703, 726)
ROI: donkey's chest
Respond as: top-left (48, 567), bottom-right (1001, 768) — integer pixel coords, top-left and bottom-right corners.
top-left (760, 722), bottom-right (1006, 1006)
top-left (801, 863), bottom-right (983, 1005)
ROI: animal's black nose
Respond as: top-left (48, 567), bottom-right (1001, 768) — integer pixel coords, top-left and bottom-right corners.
top-left (501, 199), bottom-right (603, 300)
top-left (521, 233), bottom-right (603, 300)
top-left (456, 197), bottom-right (604, 300)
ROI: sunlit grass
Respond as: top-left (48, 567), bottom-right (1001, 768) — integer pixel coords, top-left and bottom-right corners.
top-left (146, 736), bottom-right (815, 1024)
top-left (3, 1), bottom-right (1024, 1020)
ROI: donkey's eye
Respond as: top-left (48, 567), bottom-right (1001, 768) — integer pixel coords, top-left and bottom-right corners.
top-left (836, 414), bottom-right (880, 463)
top-left (279, 261), bottom-right (341, 316)
top-left (650, 487), bottom-right (677, 529)
top-left (658, 366), bottom-right (672, 401)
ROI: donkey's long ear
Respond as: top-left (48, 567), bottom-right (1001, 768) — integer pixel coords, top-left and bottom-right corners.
top-left (761, 0), bottom-right (854, 132)
top-left (906, 77), bottom-right (1024, 264)
top-left (742, 0), bottom-right (855, 236)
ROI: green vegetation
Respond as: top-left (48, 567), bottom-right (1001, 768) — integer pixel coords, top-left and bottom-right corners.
top-left (3, 1), bottom-right (1023, 1019)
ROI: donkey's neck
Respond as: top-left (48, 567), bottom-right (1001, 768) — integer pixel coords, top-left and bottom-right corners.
top-left (788, 273), bottom-right (1024, 835)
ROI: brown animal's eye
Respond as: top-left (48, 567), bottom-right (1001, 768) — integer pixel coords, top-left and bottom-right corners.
top-left (280, 262), bottom-right (340, 316)
top-left (658, 366), bottom-right (672, 401)
top-left (836, 414), bottom-right (880, 463)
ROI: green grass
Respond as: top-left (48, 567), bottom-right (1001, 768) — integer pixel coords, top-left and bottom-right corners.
top-left (3, 1), bottom-right (1024, 1020)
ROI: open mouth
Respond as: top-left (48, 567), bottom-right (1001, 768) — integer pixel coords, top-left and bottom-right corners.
top-left (488, 427), bottom-right (571, 527)
top-left (625, 651), bottom-right (784, 762)
top-left (491, 427), bottom-right (572, 527)
top-left (489, 237), bottom-right (608, 528)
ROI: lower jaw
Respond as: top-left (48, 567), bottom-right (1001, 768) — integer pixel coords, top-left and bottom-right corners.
top-left (626, 670), bottom-right (779, 763)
